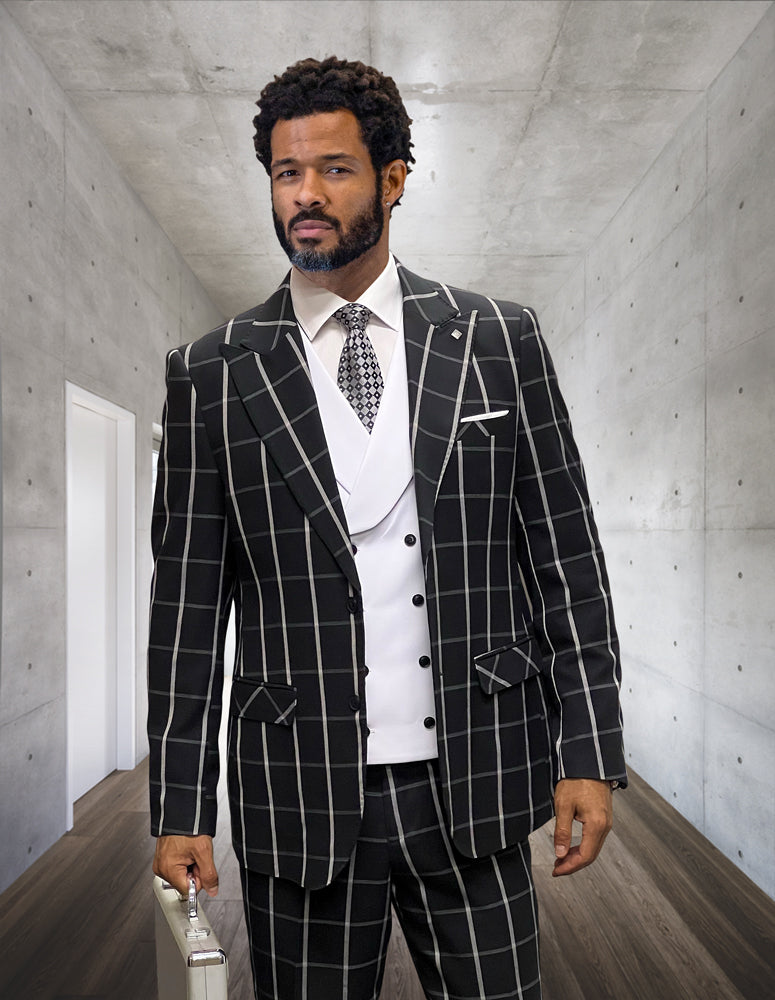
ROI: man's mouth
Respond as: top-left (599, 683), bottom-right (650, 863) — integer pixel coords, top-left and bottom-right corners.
top-left (292, 220), bottom-right (334, 239)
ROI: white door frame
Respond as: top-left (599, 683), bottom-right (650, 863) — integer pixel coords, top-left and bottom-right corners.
top-left (65, 382), bottom-right (136, 828)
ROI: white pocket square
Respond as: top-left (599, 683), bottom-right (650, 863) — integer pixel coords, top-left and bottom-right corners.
top-left (460, 409), bottom-right (509, 424)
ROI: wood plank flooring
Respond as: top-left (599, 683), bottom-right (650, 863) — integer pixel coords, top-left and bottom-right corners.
top-left (0, 759), bottom-right (772, 1000)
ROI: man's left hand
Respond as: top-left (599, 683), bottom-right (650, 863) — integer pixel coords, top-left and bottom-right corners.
top-left (552, 778), bottom-right (613, 877)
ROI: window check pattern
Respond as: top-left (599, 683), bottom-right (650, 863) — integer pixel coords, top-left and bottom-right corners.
top-left (334, 302), bottom-right (383, 432)
top-left (147, 262), bottom-right (627, 894)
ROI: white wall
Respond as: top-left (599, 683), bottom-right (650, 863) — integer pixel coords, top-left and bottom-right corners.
top-left (542, 7), bottom-right (775, 898)
top-left (0, 6), bottom-right (223, 894)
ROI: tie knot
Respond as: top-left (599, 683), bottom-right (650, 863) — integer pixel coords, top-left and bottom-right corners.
top-left (334, 303), bottom-right (371, 335)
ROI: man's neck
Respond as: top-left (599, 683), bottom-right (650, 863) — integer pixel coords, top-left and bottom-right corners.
top-left (293, 240), bottom-right (390, 303)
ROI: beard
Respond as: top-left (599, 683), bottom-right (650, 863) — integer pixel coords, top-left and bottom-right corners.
top-left (273, 180), bottom-right (384, 272)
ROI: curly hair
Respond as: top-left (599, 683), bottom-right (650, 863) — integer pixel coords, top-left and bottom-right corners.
top-left (253, 57), bottom-right (415, 188)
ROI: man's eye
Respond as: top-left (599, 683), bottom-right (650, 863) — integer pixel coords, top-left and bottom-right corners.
top-left (327, 166), bottom-right (349, 175)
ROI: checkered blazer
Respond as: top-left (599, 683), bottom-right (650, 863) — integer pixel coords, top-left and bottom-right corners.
top-left (148, 263), bottom-right (626, 890)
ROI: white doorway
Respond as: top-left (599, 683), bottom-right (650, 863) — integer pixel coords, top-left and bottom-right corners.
top-left (66, 384), bottom-right (136, 829)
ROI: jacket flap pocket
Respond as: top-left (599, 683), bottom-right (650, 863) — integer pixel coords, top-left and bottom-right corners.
top-left (231, 678), bottom-right (297, 726)
top-left (474, 633), bottom-right (541, 694)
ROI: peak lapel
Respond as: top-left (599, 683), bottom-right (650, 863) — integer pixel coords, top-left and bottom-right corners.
top-left (399, 264), bottom-right (478, 564)
top-left (219, 276), bottom-right (358, 592)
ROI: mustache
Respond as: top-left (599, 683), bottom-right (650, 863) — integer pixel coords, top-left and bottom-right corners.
top-left (287, 209), bottom-right (341, 232)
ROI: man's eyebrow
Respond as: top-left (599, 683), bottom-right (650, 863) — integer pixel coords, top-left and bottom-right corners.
top-left (270, 152), bottom-right (360, 170)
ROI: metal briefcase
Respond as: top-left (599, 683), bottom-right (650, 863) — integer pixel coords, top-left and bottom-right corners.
top-left (153, 875), bottom-right (229, 999)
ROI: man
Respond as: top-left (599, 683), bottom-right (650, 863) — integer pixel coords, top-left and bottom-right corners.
top-left (149, 56), bottom-right (626, 1000)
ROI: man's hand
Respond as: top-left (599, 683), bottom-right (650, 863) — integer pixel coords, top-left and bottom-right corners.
top-left (153, 834), bottom-right (219, 897)
top-left (552, 778), bottom-right (613, 877)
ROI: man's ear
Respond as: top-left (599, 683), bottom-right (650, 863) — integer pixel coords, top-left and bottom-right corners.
top-left (382, 159), bottom-right (408, 208)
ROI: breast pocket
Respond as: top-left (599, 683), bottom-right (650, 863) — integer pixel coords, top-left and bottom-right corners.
top-left (230, 676), bottom-right (298, 726)
top-left (474, 631), bottom-right (541, 695)
top-left (454, 409), bottom-right (510, 442)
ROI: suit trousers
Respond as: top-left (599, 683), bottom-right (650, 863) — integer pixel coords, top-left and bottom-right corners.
top-left (238, 759), bottom-right (542, 1000)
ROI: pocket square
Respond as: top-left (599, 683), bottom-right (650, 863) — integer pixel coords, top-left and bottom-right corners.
top-left (460, 409), bottom-right (509, 424)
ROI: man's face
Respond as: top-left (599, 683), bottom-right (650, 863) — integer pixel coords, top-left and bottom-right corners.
top-left (270, 109), bottom-right (384, 272)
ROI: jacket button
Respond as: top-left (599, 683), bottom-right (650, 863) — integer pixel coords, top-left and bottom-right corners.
top-left (412, 594), bottom-right (425, 607)
top-left (363, 665), bottom-right (369, 676)
top-left (352, 544), bottom-right (358, 555)
top-left (404, 533), bottom-right (417, 546)
top-left (418, 655), bottom-right (431, 668)
top-left (423, 716), bottom-right (436, 729)
top-left (347, 596), bottom-right (360, 614)
top-left (349, 695), bottom-right (361, 711)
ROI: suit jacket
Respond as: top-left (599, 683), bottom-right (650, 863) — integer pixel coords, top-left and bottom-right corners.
top-left (148, 262), bottom-right (626, 890)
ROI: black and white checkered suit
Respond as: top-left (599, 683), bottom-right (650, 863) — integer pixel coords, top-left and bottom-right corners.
top-left (148, 263), bottom-right (626, 893)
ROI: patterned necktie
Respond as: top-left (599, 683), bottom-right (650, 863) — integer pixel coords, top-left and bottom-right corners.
top-left (334, 303), bottom-right (383, 433)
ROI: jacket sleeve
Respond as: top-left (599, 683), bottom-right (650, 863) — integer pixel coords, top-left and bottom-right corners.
top-left (513, 306), bottom-right (627, 786)
top-left (147, 346), bottom-right (235, 836)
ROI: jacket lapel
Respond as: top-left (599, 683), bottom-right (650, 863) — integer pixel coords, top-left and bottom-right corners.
top-left (219, 275), bottom-right (359, 592)
top-left (399, 264), bottom-right (478, 563)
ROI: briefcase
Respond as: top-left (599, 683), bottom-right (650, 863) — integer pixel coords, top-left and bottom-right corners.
top-left (153, 875), bottom-right (229, 999)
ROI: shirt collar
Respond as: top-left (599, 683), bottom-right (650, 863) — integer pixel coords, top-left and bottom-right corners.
top-left (290, 254), bottom-right (403, 341)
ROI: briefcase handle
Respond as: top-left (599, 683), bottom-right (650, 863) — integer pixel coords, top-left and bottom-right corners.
top-left (187, 873), bottom-right (198, 920)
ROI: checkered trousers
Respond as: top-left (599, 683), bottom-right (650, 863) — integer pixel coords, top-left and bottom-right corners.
top-left (239, 760), bottom-right (541, 1000)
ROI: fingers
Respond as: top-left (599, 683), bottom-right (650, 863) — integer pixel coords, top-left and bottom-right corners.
top-left (552, 779), bottom-right (613, 878)
top-left (192, 841), bottom-right (220, 898)
top-left (153, 834), bottom-right (219, 897)
top-left (553, 794), bottom-right (573, 862)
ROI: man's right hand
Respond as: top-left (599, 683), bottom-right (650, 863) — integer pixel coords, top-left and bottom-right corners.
top-left (153, 834), bottom-right (219, 898)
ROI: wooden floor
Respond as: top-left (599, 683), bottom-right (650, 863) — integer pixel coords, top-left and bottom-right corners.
top-left (1, 759), bottom-right (773, 1000)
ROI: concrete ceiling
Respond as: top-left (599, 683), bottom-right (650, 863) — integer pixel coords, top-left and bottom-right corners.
top-left (5, 0), bottom-right (772, 317)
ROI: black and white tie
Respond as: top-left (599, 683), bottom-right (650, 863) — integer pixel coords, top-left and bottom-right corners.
top-left (334, 303), bottom-right (383, 433)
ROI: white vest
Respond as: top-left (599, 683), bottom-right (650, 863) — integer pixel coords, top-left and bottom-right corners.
top-left (304, 331), bottom-right (438, 764)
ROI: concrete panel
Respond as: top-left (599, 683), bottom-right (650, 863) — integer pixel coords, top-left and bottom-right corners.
top-left (618, 663), bottom-right (705, 830)
top-left (0, 697), bottom-right (67, 894)
top-left (576, 368), bottom-right (705, 532)
top-left (602, 529), bottom-right (705, 695)
top-left (4, 0), bottom-right (197, 94)
top-left (184, 251), bottom-right (283, 320)
top-left (372, 0), bottom-right (565, 92)
top-left (583, 209), bottom-right (706, 419)
top-left (706, 126), bottom-right (775, 357)
top-left (706, 328), bottom-right (775, 530)
top-left (500, 87), bottom-right (704, 244)
top-left (540, 261), bottom-right (586, 351)
top-left (173, 0), bottom-right (371, 94)
top-left (707, 2), bottom-right (775, 183)
top-left (704, 701), bottom-right (775, 899)
top-left (585, 98), bottom-right (707, 316)
top-left (1, 344), bottom-right (65, 530)
top-left (0, 8), bottom-right (66, 362)
top-left (0, 528), bottom-right (66, 727)
top-left (543, 1), bottom-right (771, 92)
top-left (704, 529), bottom-right (775, 733)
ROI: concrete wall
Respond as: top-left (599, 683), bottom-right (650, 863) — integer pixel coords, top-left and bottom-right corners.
top-left (0, 7), bottom-right (222, 894)
top-left (542, 7), bottom-right (775, 898)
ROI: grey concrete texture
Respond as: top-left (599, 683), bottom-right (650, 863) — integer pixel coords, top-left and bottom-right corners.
top-left (4, 0), bottom-right (771, 316)
top-left (0, 6), bottom-right (222, 894)
top-left (546, 4), bottom-right (775, 898)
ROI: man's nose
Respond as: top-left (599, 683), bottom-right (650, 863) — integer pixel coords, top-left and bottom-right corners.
top-left (296, 170), bottom-right (326, 208)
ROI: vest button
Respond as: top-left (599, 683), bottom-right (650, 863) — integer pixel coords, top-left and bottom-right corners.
top-left (404, 533), bottom-right (417, 546)
top-left (347, 597), bottom-right (360, 614)
top-left (423, 716), bottom-right (436, 729)
top-left (418, 655), bottom-right (431, 668)
top-left (363, 665), bottom-right (369, 676)
top-left (412, 594), bottom-right (425, 607)
top-left (352, 544), bottom-right (358, 555)
top-left (349, 695), bottom-right (361, 712)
